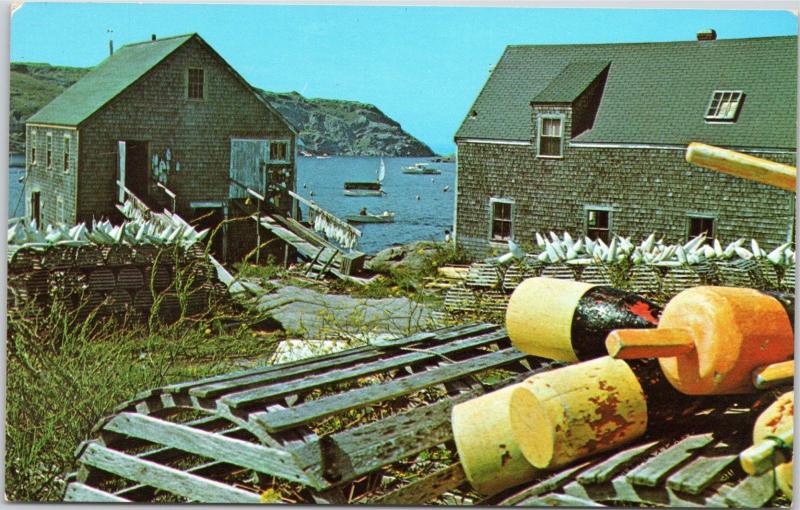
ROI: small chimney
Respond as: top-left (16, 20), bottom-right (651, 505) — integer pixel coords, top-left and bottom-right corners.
top-left (697, 29), bottom-right (717, 41)
top-left (109, 39), bottom-right (114, 56)
top-left (151, 34), bottom-right (157, 41)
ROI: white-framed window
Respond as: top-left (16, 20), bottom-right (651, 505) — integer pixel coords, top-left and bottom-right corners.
top-left (269, 140), bottom-right (290, 163)
top-left (585, 205), bottom-right (613, 243)
top-left (187, 68), bottom-right (205, 100)
top-left (63, 134), bottom-right (71, 172)
top-left (46, 132), bottom-right (53, 169)
top-left (537, 114), bottom-right (564, 158)
top-left (687, 213), bottom-right (716, 240)
top-left (30, 129), bottom-right (37, 165)
top-left (705, 91), bottom-right (743, 121)
top-left (489, 198), bottom-right (514, 241)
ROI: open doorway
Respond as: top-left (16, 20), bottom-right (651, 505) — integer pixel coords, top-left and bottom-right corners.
top-left (124, 140), bottom-right (150, 200)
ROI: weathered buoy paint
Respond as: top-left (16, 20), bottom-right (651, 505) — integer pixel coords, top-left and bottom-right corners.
top-left (451, 384), bottom-right (538, 495)
top-left (509, 357), bottom-right (648, 470)
top-left (506, 277), bottom-right (660, 362)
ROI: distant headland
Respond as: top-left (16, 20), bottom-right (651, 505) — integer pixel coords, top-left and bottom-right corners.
top-left (9, 62), bottom-right (436, 157)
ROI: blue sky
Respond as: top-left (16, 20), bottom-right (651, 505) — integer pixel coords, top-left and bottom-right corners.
top-left (10, 4), bottom-right (798, 154)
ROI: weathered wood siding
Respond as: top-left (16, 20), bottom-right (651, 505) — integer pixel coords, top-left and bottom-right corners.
top-left (455, 135), bottom-right (795, 257)
top-left (25, 124), bottom-right (78, 226)
top-left (77, 37), bottom-right (295, 222)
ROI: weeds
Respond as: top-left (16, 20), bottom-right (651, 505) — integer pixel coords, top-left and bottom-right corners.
top-left (5, 248), bottom-right (282, 502)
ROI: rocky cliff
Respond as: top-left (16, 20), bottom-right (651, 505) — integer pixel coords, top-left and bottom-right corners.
top-left (9, 62), bottom-right (435, 157)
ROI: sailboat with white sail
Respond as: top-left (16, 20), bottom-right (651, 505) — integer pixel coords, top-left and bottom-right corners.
top-left (343, 158), bottom-right (387, 197)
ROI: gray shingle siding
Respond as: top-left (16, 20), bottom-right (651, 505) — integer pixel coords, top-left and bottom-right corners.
top-left (455, 140), bottom-right (795, 257)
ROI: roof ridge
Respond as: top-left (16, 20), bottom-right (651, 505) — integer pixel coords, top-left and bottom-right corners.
top-left (121, 33), bottom-right (197, 48)
top-left (506, 34), bottom-right (797, 49)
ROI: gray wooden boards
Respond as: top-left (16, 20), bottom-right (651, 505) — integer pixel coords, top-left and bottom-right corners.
top-left (63, 322), bottom-right (550, 503)
top-left (490, 389), bottom-right (790, 508)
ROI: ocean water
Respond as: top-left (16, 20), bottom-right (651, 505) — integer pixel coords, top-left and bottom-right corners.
top-left (7, 155), bottom-right (456, 254)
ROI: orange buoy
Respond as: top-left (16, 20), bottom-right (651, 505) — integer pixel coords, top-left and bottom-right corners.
top-left (506, 277), bottom-right (660, 362)
top-left (606, 287), bottom-right (793, 395)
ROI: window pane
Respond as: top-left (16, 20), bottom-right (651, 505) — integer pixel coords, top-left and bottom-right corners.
top-left (689, 217), bottom-right (714, 238)
top-left (542, 118), bottom-right (561, 136)
top-left (540, 136), bottom-right (561, 156)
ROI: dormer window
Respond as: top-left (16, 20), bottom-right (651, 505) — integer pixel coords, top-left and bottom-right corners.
top-left (537, 114), bottom-right (564, 158)
top-left (705, 91), bottom-right (743, 121)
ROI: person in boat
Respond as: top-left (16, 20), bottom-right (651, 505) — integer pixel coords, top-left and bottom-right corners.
top-left (359, 207), bottom-right (368, 216)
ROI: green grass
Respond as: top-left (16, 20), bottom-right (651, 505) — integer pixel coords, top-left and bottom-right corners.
top-left (5, 256), bottom-right (283, 502)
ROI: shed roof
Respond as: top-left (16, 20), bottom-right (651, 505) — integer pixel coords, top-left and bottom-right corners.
top-left (531, 61), bottom-right (609, 103)
top-left (455, 36), bottom-right (797, 149)
top-left (28, 34), bottom-right (195, 126)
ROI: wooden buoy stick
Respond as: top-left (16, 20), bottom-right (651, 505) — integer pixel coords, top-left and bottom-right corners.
top-left (739, 428), bottom-right (793, 475)
top-left (452, 384), bottom-right (538, 495)
top-left (605, 287), bottom-right (794, 395)
top-left (605, 328), bottom-right (694, 359)
top-left (686, 142), bottom-right (796, 192)
top-left (752, 360), bottom-right (794, 390)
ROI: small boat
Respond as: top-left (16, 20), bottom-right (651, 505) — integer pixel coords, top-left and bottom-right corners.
top-left (316, 154), bottom-right (331, 159)
top-left (402, 162), bottom-right (441, 175)
top-left (344, 158), bottom-right (386, 196)
top-left (345, 211), bottom-right (396, 224)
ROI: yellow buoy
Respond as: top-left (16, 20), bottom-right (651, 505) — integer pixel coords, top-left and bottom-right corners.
top-left (509, 356), bottom-right (648, 470)
top-left (451, 384), bottom-right (537, 495)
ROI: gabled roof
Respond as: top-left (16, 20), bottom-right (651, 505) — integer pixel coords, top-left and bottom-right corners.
top-left (456, 36), bottom-right (797, 149)
top-left (28, 34), bottom-right (194, 126)
top-left (532, 61), bottom-right (609, 103)
top-left (27, 33), bottom-right (296, 135)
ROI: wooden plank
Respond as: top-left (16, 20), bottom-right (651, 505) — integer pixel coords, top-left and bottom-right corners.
top-left (666, 454), bottom-right (737, 495)
top-left (723, 471), bottom-right (777, 508)
top-left (626, 434), bottom-right (714, 487)
top-left (63, 482), bottom-right (131, 502)
top-left (164, 344), bottom-right (376, 394)
top-left (103, 412), bottom-right (314, 487)
top-left (293, 387), bottom-right (480, 481)
top-left (254, 347), bottom-right (529, 432)
top-left (520, 493), bottom-right (606, 506)
top-left (373, 463), bottom-right (467, 505)
top-left (220, 329), bottom-right (509, 409)
top-left (577, 441), bottom-right (660, 484)
top-left (189, 347), bottom-right (391, 399)
top-left (189, 325), bottom-right (476, 399)
top-left (80, 442), bottom-right (262, 503)
top-left (493, 463), bottom-right (590, 505)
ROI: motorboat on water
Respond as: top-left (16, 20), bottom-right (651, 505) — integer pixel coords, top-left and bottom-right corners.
top-left (402, 162), bottom-right (441, 175)
top-left (345, 210), bottom-right (395, 224)
top-left (344, 158), bottom-right (387, 197)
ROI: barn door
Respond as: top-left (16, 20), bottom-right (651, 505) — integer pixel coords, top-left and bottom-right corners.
top-left (229, 139), bottom-right (268, 199)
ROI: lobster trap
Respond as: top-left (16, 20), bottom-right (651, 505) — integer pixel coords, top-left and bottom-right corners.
top-left (63, 322), bottom-right (789, 506)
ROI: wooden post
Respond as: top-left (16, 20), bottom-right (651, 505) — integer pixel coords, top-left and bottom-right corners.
top-left (685, 142), bottom-right (796, 192)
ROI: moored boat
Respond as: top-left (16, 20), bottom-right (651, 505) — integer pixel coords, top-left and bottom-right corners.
top-left (402, 162), bottom-right (441, 175)
top-left (344, 158), bottom-right (387, 196)
top-left (345, 211), bottom-right (396, 224)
